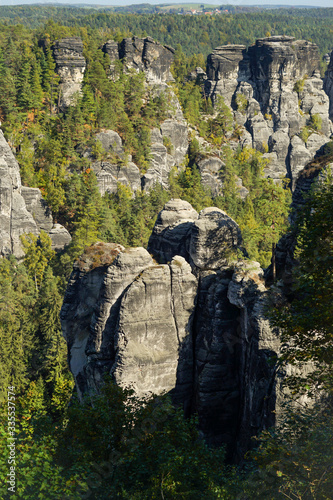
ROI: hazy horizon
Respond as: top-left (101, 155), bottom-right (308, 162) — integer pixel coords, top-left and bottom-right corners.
top-left (0, 0), bottom-right (332, 8)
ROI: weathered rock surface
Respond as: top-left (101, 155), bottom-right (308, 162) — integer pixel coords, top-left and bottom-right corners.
top-left (197, 157), bottom-right (224, 196)
top-left (61, 199), bottom-right (279, 460)
top-left (100, 37), bottom-right (189, 191)
top-left (96, 130), bottom-right (124, 157)
top-left (53, 37), bottom-right (86, 110)
top-left (0, 131), bottom-right (39, 257)
top-left (205, 45), bottom-right (246, 107)
top-left (187, 66), bottom-right (207, 85)
top-left (205, 37), bottom-right (333, 186)
top-left (0, 130), bottom-right (70, 257)
top-left (147, 199), bottom-right (199, 263)
top-left (189, 207), bottom-right (242, 270)
top-left (21, 187), bottom-right (53, 232)
top-left (102, 36), bottom-right (175, 83)
top-left (91, 118), bottom-right (188, 194)
top-left (94, 161), bottom-right (141, 195)
top-left (49, 223), bottom-right (72, 251)
top-left (324, 50), bottom-right (333, 120)
top-left (273, 159), bottom-right (333, 284)
top-left (142, 119), bottom-right (189, 190)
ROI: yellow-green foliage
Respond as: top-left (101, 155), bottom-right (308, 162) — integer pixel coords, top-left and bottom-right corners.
top-left (262, 142), bottom-right (269, 153)
top-left (163, 136), bottom-right (173, 155)
top-left (310, 113), bottom-right (322, 132)
top-left (299, 126), bottom-right (310, 143)
top-left (293, 74), bottom-right (307, 94)
top-left (235, 93), bottom-right (248, 113)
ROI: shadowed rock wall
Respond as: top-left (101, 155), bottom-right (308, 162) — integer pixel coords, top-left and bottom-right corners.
top-left (61, 200), bottom-right (280, 461)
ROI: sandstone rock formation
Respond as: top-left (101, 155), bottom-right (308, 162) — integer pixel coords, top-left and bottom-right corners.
top-left (48, 224), bottom-right (72, 251)
top-left (0, 130), bottom-right (71, 257)
top-left (91, 130), bottom-right (142, 195)
top-left (53, 37), bottom-right (86, 110)
top-left (197, 157), bottom-right (224, 196)
top-left (273, 158), bottom-right (333, 285)
top-left (205, 36), bottom-right (333, 187)
top-left (324, 51), bottom-right (333, 121)
top-left (102, 36), bottom-right (175, 84)
top-left (95, 162), bottom-right (142, 196)
top-left (100, 37), bottom-right (189, 190)
top-left (21, 187), bottom-right (53, 233)
top-left (0, 130), bottom-right (38, 258)
top-left (61, 199), bottom-right (279, 461)
top-left (142, 120), bottom-right (189, 190)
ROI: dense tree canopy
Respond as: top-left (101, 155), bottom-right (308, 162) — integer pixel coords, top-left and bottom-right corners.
top-left (0, 8), bottom-right (332, 499)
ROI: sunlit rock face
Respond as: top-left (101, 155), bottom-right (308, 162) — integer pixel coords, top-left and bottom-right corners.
top-left (53, 37), bottom-right (86, 110)
top-left (205, 36), bottom-right (333, 187)
top-left (0, 129), bottom-right (38, 258)
top-left (61, 200), bottom-right (280, 461)
top-left (102, 36), bottom-right (175, 84)
top-left (0, 130), bottom-right (71, 257)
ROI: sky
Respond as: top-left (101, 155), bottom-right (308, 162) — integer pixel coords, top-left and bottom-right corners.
top-left (0, 0), bottom-right (333, 7)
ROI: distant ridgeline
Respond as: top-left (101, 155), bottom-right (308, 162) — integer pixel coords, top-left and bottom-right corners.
top-left (1, 6), bottom-right (333, 55)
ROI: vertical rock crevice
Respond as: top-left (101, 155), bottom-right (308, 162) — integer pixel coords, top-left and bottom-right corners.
top-left (61, 200), bottom-right (280, 460)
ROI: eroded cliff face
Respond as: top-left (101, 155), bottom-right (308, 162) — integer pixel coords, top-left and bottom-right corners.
top-left (324, 51), bottom-right (333, 121)
top-left (91, 120), bottom-right (189, 194)
top-left (0, 130), bottom-right (71, 258)
top-left (61, 199), bottom-right (280, 461)
top-left (53, 37), bottom-right (86, 110)
top-left (49, 35), bottom-right (333, 199)
top-left (205, 36), bottom-right (333, 188)
top-left (102, 36), bottom-right (175, 84)
top-left (92, 36), bottom-right (188, 192)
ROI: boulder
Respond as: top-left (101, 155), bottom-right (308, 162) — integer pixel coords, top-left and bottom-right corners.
top-left (21, 187), bottom-right (53, 232)
top-left (147, 199), bottom-right (198, 263)
top-left (95, 161), bottom-right (141, 195)
top-left (96, 130), bottom-right (124, 157)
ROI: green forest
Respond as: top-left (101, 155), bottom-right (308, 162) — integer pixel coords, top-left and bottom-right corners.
top-left (0, 4), bottom-right (332, 499)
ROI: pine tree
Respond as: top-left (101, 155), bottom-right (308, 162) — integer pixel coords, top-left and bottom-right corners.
top-left (20, 231), bottom-right (55, 290)
top-left (16, 58), bottom-right (34, 111)
top-left (29, 59), bottom-right (44, 115)
top-left (0, 47), bottom-right (16, 118)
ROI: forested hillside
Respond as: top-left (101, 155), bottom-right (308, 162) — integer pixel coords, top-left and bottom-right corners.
top-left (0, 6), bottom-right (332, 499)
top-left (1, 6), bottom-right (333, 56)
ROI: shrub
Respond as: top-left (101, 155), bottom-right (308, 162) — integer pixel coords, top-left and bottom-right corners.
top-left (235, 93), bottom-right (248, 113)
top-left (323, 140), bottom-right (333, 156)
top-left (299, 126), bottom-right (310, 143)
top-left (293, 75), bottom-right (307, 94)
top-left (162, 135), bottom-right (173, 155)
top-left (310, 113), bottom-right (322, 132)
